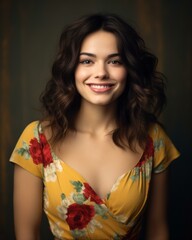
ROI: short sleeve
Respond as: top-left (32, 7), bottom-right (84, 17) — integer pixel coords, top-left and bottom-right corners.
top-left (10, 121), bottom-right (43, 178)
top-left (149, 124), bottom-right (180, 174)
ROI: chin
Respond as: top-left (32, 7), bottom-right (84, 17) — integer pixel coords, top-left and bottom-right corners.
top-left (90, 99), bottom-right (117, 106)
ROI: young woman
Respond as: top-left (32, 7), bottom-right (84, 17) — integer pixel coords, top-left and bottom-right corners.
top-left (10, 13), bottom-right (180, 240)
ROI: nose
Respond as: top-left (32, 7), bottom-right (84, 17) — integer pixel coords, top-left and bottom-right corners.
top-left (94, 62), bottom-right (109, 80)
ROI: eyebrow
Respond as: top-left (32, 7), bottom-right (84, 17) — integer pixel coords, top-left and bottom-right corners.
top-left (79, 52), bottom-right (121, 58)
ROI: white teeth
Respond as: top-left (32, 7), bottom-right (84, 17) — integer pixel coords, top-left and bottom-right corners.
top-left (90, 84), bottom-right (112, 89)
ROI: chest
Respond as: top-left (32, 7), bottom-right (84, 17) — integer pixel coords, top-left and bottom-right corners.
top-left (54, 134), bottom-right (143, 199)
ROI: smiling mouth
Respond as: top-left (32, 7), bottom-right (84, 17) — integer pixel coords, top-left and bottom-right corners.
top-left (86, 83), bottom-right (115, 92)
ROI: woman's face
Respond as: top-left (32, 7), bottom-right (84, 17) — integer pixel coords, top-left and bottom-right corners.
top-left (75, 30), bottom-right (127, 106)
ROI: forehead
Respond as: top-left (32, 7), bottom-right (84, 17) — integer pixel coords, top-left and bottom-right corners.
top-left (80, 30), bottom-right (119, 53)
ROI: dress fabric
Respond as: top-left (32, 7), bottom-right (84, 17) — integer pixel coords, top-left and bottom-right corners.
top-left (10, 121), bottom-right (180, 240)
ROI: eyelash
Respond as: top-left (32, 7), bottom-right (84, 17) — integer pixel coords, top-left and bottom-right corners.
top-left (79, 59), bottom-right (93, 64)
top-left (108, 60), bottom-right (122, 65)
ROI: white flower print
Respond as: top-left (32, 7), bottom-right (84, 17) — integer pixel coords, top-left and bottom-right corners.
top-left (114, 214), bottom-right (128, 224)
top-left (44, 160), bottom-right (63, 182)
top-left (49, 221), bottom-right (64, 238)
top-left (57, 195), bottom-right (73, 220)
top-left (110, 173), bottom-right (125, 193)
top-left (87, 219), bottom-right (102, 233)
top-left (44, 187), bottom-right (49, 209)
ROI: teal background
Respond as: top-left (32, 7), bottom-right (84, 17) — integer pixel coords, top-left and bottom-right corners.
top-left (0, 0), bottom-right (191, 239)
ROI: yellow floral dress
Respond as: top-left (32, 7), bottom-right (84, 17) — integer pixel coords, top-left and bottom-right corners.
top-left (10, 121), bottom-right (180, 239)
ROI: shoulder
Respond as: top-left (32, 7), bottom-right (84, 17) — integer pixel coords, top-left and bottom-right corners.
top-left (148, 123), bottom-right (166, 140)
top-left (23, 120), bottom-right (39, 132)
top-left (10, 120), bottom-right (44, 178)
top-left (148, 123), bottom-right (180, 173)
top-left (148, 123), bottom-right (178, 150)
top-left (19, 121), bottom-right (40, 141)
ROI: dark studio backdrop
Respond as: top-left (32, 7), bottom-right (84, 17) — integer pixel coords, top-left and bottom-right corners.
top-left (0, 0), bottom-right (191, 239)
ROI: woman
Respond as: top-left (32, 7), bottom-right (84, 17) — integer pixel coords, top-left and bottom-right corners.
top-left (10, 13), bottom-right (180, 239)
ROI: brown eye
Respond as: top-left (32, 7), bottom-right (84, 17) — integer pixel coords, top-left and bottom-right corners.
top-left (79, 59), bottom-right (93, 64)
top-left (109, 59), bottom-right (122, 65)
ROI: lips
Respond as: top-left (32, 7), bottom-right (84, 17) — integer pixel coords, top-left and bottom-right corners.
top-left (86, 83), bottom-right (115, 93)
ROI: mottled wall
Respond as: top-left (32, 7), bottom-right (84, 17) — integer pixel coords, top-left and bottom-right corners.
top-left (0, 0), bottom-right (191, 239)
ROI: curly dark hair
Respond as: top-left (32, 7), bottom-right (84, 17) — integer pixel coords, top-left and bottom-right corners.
top-left (40, 13), bottom-right (166, 151)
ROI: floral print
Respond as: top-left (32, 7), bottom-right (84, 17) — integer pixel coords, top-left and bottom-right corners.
top-left (16, 126), bottom-right (63, 182)
top-left (17, 133), bottom-right (53, 168)
top-left (29, 133), bottom-right (53, 167)
top-left (130, 136), bottom-right (154, 181)
top-left (135, 136), bottom-right (154, 167)
top-left (83, 182), bottom-right (103, 204)
top-left (66, 203), bottom-right (95, 230)
top-left (56, 180), bottom-right (107, 237)
top-left (10, 121), bottom-right (180, 239)
top-left (43, 160), bottom-right (63, 182)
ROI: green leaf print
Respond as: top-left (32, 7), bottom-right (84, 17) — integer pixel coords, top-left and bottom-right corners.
top-left (71, 229), bottom-right (86, 238)
top-left (106, 192), bottom-right (111, 200)
top-left (154, 139), bottom-right (164, 151)
top-left (113, 233), bottom-right (122, 240)
top-left (52, 151), bottom-right (59, 161)
top-left (61, 193), bottom-right (66, 200)
top-left (34, 123), bottom-right (40, 140)
top-left (94, 204), bottom-right (108, 219)
top-left (70, 181), bottom-right (83, 192)
top-left (130, 167), bottom-right (140, 181)
top-left (73, 193), bottom-right (86, 204)
top-left (154, 162), bottom-right (165, 173)
top-left (16, 141), bottom-right (30, 159)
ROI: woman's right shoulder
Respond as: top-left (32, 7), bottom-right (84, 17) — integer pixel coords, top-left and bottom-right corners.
top-left (21, 120), bottom-right (50, 133)
top-left (10, 120), bottom-right (44, 178)
top-left (20, 120), bottom-right (53, 144)
top-left (20, 121), bottom-right (40, 138)
top-left (23, 120), bottom-right (39, 130)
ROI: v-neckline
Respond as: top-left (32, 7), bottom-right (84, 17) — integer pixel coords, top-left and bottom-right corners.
top-left (51, 147), bottom-right (148, 201)
top-left (59, 159), bottom-right (130, 201)
top-left (39, 122), bottom-right (150, 201)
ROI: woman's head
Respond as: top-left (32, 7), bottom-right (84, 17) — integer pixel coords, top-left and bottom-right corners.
top-left (41, 13), bottom-right (166, 149)
top-left (52, 13), bottom-right (152, 92)
top-left (75, 30), bottom-right (128, 106)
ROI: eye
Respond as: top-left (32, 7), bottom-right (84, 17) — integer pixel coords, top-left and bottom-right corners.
top-left (79, 59), bottom-right (93, 64)
top-left (108, 59), bottom-right (123, 65)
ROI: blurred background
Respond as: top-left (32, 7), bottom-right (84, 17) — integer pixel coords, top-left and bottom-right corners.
top-left (0, 0), bottom-right (191, 239)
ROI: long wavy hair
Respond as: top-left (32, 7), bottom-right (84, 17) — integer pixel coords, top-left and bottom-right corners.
top-left (40, 13), bottom-right (166, 151)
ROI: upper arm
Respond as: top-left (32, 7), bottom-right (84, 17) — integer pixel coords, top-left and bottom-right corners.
top-left (13, 164), bottom-right (43, 240)
top-left (145, 170), bottom-right (169, 240)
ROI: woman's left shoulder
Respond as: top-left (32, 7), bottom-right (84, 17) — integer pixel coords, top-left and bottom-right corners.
top-left (147, 123), bottom-right (180, 173)
top-left (148, 123), bottom-right (168, 141)
top-left (147, 122), bottom-right (180, 156)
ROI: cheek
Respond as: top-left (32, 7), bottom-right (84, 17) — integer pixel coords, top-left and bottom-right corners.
top-left (74, 68), bottom-right (87, 93)
top-left (112, 66), bottom-right (127, 78)
top-left (74, 68), bottom-right (81, 83)
top-left (75, 67), bottom-right (90, 83)
top-left (117, 70), bottom-right (127, 84)
top-left (117, 70), bottom-right (128, 93)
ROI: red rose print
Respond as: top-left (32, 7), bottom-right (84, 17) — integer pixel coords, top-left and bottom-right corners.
top-left (136, 136), bottom-right (154, 167)
top-left (39, 134), bottom-right (53, 167)
top-left (29, 138), bottom-right (43, 165)
top-left (145, 136), bottom-right (154, 159)
top-left (29, 134), bottom-right (53, 167)
top-left (66, 203), bottom-right (95, 230)
top-left (83, 183), bottom-right (103, 204)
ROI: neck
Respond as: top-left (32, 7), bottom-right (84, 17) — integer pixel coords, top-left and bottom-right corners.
top-left (75, 101), bottom-right (117, 136)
